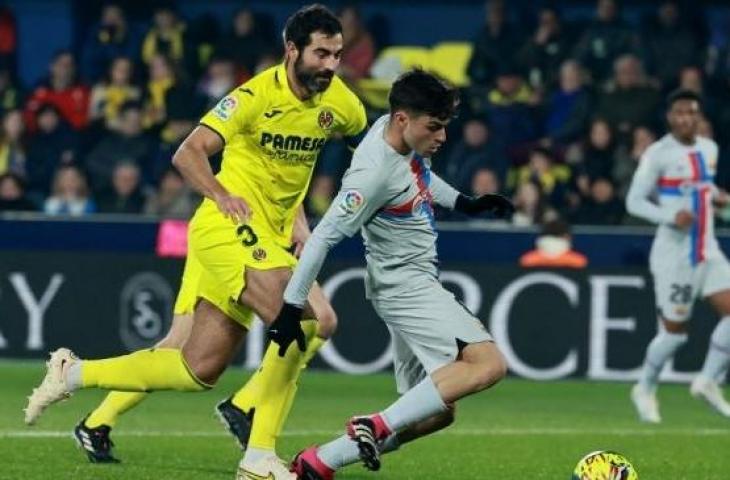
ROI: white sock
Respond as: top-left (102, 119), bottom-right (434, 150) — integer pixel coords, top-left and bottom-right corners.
top-left (243, 447), bottom-right (274, 465)
top-left (700, 317), bottom-right (730, 381)
top-left (382, 376), bottom-right (447, 432)
top-left (66, 362), bottom-right (83, 391)
top-left (317, 435), bottom-right (359, 470)
top-left (318, 432), bottom-right (401, 470)
top-left (638, 325), bottom-right (688, 392)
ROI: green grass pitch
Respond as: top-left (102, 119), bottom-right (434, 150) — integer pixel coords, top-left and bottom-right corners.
top-left (1, 360), bottom-right (729, 479)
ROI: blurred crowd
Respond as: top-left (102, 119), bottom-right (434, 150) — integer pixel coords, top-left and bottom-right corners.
top-left (1, 0), bottom-right (730, 228)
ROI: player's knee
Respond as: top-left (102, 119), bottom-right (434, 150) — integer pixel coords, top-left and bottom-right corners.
top-left (181, 350), bottom-right (223, 386)
top-left (470, 350), bottom-right (507, 392)
top-left (315, 304), bottom-right (338, 339)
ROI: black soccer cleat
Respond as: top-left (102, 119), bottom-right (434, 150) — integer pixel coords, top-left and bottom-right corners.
top-left (73, 418), bottom-right (120, 463)
top-left (215, 397), bottom-right (254, 450)
top-left (346, 417), bottom-right (381, 471)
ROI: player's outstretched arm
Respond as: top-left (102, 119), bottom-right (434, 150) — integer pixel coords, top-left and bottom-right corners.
top-left (172, 126), bottom-right (251, 223)
top-left (430, 172), bottom-right (514, 218)
top-left (269, 215), bottom-right (346, 356)
top-left (625, 150), bottom-right (682, 226)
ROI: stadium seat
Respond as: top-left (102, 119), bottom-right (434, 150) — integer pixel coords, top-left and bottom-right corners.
top-left (429, 42), bottom-right (473, 87)
top-left (358, 46), bottom-right (431, 109)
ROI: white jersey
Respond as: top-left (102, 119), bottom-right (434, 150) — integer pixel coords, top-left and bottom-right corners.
top-left (626, 134), bottom-right (721, 267)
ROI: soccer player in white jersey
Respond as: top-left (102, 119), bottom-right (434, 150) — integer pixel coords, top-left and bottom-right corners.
top-left (261, 69), bottom-right (514, 479)
top-left (626, 89), bottom-right (730, 423)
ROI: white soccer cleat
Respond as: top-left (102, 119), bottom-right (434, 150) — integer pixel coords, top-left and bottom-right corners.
top-left (690, 376), bottom-right (730, 417)
top-left (236, 455), bottom-right (297, 480)
top-left (24, 348), bottom-right (77, 425)
top-left (631, 383), bottom-right (661, 423)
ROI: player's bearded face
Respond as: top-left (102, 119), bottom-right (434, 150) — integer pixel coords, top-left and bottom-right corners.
top-left (294, 33), bottom-right (342, 94)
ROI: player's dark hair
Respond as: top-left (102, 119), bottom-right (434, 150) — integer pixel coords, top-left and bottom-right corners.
top-left (284, 4), bottom-right (342, 52)
top-left (389, 69), bottom-right (459, 120)
top-left (667, 88), bottom-right (702, 110)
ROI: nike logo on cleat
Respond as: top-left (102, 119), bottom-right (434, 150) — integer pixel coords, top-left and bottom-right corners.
top-left (239, 469), bottom-right (275, 480)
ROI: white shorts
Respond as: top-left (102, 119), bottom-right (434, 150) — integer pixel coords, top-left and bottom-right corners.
top-left (651, 255), bottom-right (730, 322)
top-left (371, 279), bottom-right (493, 394)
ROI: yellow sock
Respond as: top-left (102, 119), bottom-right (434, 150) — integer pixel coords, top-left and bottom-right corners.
top-left (82, 348), bottom-right (210, 392)
top-left (85, 391), bottom-right (148, 428)
top-left (273, 334), bottom-right (325, 436)
top-left (230, 368), bottom-right (261, 412)
top-left (247, 320), bottom-right (319, 450)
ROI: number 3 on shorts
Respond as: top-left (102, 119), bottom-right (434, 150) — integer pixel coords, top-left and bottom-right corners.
top-left (236, 224), bottom-right (258, 247)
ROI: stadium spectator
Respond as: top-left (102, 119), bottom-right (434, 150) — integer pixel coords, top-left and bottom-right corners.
top-left (197, 57), bottom-right (236, 110)
top-left (81, 3), bottom-right (140, 82)
top-left (613, 125), bottom-right (656, 198)
top-left (467, 0), bottom-right (523, 86)
top-left (144, 167), bottom-right (197, 218)
top-left (486, 66), bottom-right (539, 152)
top-left (214, 8), bottom-right (275, 78)
top-left (507, 147), bottom-right (570, 210)
top-left (338, 5), bottom-right (376, 84)
top-left (471, 167), bottom-right (500, 197)
top-left (542, 60), bottom-right (592, 146)
top-left (25, 104), bottom-right (78, 196)
top-left (511, 180), bottom-right (555, 227)
top-left (572, 0), bottom-right (639, 82)
top-left (0, 65), bottom-right (23, 116)
top-left (43, 165), bottom-right (95, 216)
top-left (595, 54), bottom-right (660, 143)
top-left (0, 6), bottom-right (17, 76)
top-left (568, 118), bottom-right (617, 196)
top-left (641, 1), bottom-right (705, 87)
top-left (570, 176), bottom-right (624, 225)
top-left (142, 54), bottom-right (179, 130)
top-left (0, 172), bottom-right (34, 212)
top-left (88, 56), bottom-right (141, 130)
top-left (519, 219), bottom-right (588, 268)
top-left (442, 119), bottom-right (507, 191)
top-left (96, 161), bottom-right (147, 214)
top-left (24, 50), bottom-right (90, 131)
top-left (85, 102), bottom-right (154, 191)
top-left (518, 6), bottom-right (571, 90)
top-left (0, 109), bottom-right (25, 177)
top-left (140, 6), bottom-right (193, 71)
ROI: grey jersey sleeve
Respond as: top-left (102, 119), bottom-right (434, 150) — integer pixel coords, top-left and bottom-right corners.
top-left (430, 172), bottom-right (460, 209)
top-left (282, 162), bottom-right (390, 306)
top-left (626, 152), bottom-right (678, 225)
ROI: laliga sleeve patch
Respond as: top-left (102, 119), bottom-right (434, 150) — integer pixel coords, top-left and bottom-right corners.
top-left (338, 190), bottom-right (364, 214)
top-left (213, 95), bottom-right (238, 121)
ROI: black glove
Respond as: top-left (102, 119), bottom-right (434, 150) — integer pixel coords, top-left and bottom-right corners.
top-left (268, 303), bottom-right (306, 356)
top-left (454, 193), bottom-right (515, 218)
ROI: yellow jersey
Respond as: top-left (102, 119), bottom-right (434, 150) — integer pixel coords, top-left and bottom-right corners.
top-left (199, 63), bottom-right (367, 245)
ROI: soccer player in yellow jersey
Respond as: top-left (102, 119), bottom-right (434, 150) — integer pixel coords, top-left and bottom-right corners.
top-left (24, 5), bottom-right (366, 480)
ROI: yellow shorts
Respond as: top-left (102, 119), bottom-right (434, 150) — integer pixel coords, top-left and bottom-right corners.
top-left (185, 198), bottom-right (298, 328)
top-left (173, 248), bottom-right (202, 316)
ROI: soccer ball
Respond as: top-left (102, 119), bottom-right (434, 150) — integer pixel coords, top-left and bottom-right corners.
top-left (571, 450), bottom-right (638, 480)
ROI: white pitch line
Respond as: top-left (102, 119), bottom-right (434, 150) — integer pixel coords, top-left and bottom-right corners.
top-left (3, 427), bottom-right (730, 438)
